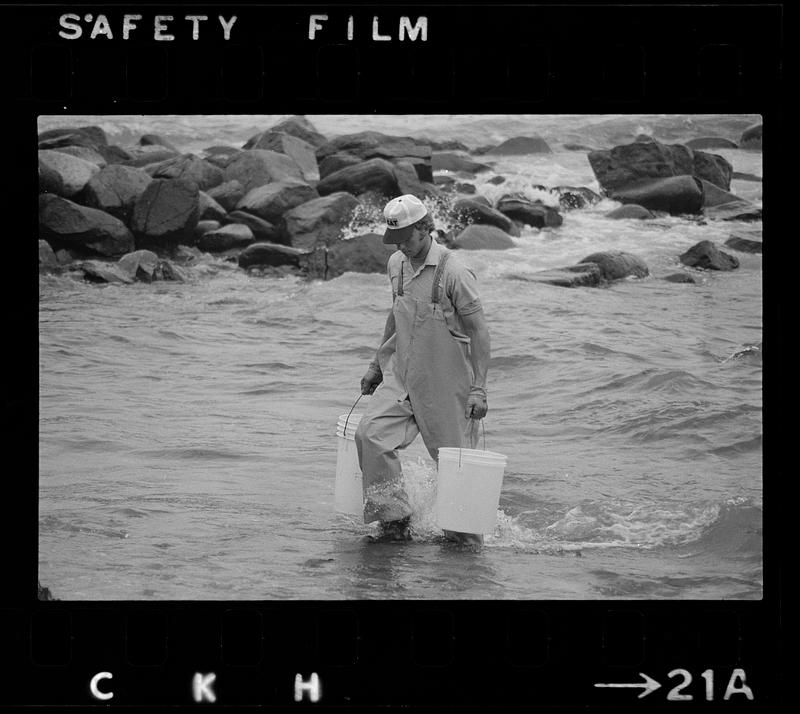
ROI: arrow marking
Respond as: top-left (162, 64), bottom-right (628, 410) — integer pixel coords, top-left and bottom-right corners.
top-left (595, 672), bottom-right (662, 699)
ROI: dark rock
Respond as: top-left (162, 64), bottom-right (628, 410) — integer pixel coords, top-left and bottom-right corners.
top-left (225, 210), bottom-right (282, 244)
top-left (243, 131), bottom-right (319, 182)
top-left (303, 233), bottom-right (393, 279)
top-left (123, 148), bottom-right (181, 168)
top-left (452, 198), bottom-right (518, 235)
top-left (434, 175), bottom-right (456, 186)
top-left (732, 171), bottom-right (762, 183)
top-left (223, 149), bottom-right (304, 193)
top-left (515, 263), bottom-right (603, 288)
top-left (455, 182), bottom-right (476, 194)
top-left (39, 194), bottom-right (135, 257)
top-left (146, 154), bottom-right (224, 191)
top-left (724, 234), bottom-right (762, 254)
top-left (679, 240), bottom-right (739, 270)
top-left (202, 146), bottom-right (243, 169)
top-left (55, 249), bottom-right (76, 265)
top-left (555, 186), bottom-right (603, 210)
top-left (206, 180), bottom-right (246, 212)
top-left (589, 140), bottom-right (697, 191)
top-left (39, 240), bottom-right (59, 271)
top-left (635, 134), bottom-right (655, 143)
top-left (698, 179), bottom-right (744, 208)
top-left (483, 136), bottom-right (552, 155)
top-left (268, 115), bottom-right (328, 149)
top-left (195, 220), bottom-right (221, 238)
top-left (283, 192), bottom-right (360, 250)
top-left (693, 151), bottom-right (733, 191)
top-left (316, 131), bottom-right (431, 163)
top-left (81, 164), bottom-right (153, 222)
top-left (52, 145), bottom-right (108, 168)
top-left (38, 125), bottom-right (107, 150)
top-left (153, 260), bottom-right (184, 281)
top-left (470, 195), bottom-right (492, 208)
top-left (496, 195), bottom-right (562, 228)
top-left (685, 137), bottom-right (738, 150)
top-left (80, 259), bottom-right (135, 284)
top-left (198, 223), bottom-right (255, 252)
top-left (319, 153), bottom-right (362, 179)
top-left (739, 123), bottom-right (762, 150)
top-left (131, 178), bottom-right (199, 247)
top-left (117, 249), bottom-right (159, 281)
top-left (96, 145), bottom-right (133, 164)
top-left (238, 241), bottom-right (304, 269)
top-left (487, 175), bottom-right (506, 185)
top-left (198, 191), bottom-right (228, 221)
top-left (139, 134), bottom-right (179, 152)
top-left (432, 152), bottom-right (491, 173)
top-left (393, 160), bottom-right (431, 198)
top-left (394, 156), bottom-right (434, 184)
top-left (605, 204), bottom-right (655, 220)
top-left (703, 201), bottom-right (762, 222)
top-left (236, 179), bottom-right (318, 224)
top-left (451, 224), bottom-right (516, 250)
top-left (38, 150), bottom-right (100, 198)
top-left (563, 143), bottom-right (594, 151)
top-left (38, 581), bottom-right (56, 601)
top-left (577, 251), bottom-right (649, 281)
top-left (316, 158), bottom-right (400, 198)
top-left (662, 272), bottom-right (697, 284)
top-left (610, 175), bottom-right (704, 215)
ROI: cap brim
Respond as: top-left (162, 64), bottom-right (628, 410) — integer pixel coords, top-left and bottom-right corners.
top-left (383, 224), bottom-right (415, 244)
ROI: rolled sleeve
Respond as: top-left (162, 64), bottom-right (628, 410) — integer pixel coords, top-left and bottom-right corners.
top-left (446, 262), bottom-right (483, 316)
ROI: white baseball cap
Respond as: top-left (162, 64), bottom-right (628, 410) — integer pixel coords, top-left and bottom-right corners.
top-left (382, 194), bottom-right (428, 244)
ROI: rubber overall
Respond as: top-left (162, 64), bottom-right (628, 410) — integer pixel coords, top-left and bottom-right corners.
top-left (355, 250), bottom-right (479, 524)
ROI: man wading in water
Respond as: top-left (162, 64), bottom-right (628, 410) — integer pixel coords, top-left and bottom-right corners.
top-left (355, 195), bottom-right (491, 545)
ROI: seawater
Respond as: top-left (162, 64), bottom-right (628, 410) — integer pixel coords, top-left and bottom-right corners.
top-left (38, 115), bottom-right (762, 599)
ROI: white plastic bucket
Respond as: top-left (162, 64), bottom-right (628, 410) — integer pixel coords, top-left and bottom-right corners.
top-left (435, 447), bottom-right (507, 534)
top-left (334, 413), bottom-right (363, 515)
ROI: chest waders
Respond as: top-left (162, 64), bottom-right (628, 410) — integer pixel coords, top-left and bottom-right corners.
top-left (355, 250), bottom-right (477, 524)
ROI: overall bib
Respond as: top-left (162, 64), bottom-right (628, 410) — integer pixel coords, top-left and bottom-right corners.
top-left (355, 250), bottom-right (479, 524)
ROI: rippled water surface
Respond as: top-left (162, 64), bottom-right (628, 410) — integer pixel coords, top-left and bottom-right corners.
top-left (38, 115), bottom-right (762, 599)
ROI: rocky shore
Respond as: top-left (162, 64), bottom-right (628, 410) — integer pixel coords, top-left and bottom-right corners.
top-left (38, 117), bottom-right (762, 288)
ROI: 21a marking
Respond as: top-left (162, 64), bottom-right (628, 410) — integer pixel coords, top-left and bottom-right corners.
top-left (667, 669), bottom-right (753, 702)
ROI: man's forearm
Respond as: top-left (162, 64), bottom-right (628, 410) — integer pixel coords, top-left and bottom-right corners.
top-left (371, 310), bottom-right (396, 367)
top-left (462, 310), bottom-right (490, 389)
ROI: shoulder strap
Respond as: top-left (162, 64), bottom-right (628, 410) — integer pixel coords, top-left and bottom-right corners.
top-left (397, 261), bottom-right (404, 296)
top-left (431, 250), bottom-right (451, 304)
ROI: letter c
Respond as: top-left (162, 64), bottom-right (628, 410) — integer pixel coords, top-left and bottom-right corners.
top-left (90, 672), bottom-right (113, 701)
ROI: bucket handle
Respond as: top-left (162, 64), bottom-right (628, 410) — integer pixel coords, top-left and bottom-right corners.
top-left (344, 393), bottom-right (364, 436)
top-left (459, 418), bottom-right (486, 467)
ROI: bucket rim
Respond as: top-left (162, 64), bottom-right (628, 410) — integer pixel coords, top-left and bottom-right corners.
top-left (438, 447), bottom-right (507, 461)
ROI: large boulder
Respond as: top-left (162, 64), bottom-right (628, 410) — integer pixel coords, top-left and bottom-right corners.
top-left (316, 131), bottom-right (431, 163)
top-left (513, 263), bottom-right (604, 288)
top-left (553, 186), bottom-right (603, 210)
top-left (117, 249), bottom-right (159, 281)
top-left (698, 179), bottom-right (745, 208)
top-left (146, 154), bottom-right (224, 191)
top-left (482, 136), bottom-right (552, 155)
top-left (268, 115), bottom-right (328, 149)
top-left (451, 224), bottom-right (516, 250)
top-left (39, 240), bottom-right (59, 271)
top-left (198, 191), bottom-right (228, 221)
top-left (139, 134), bottom-right (179, 152)
top-left (243, 131), bottom-right (319, 182)
top-left (605, 204), bottom-right (655, 220)
top-left (39, 194), bottom-right (134, 257)
top-left (131, 178), bottom-right (199, 247)
top-left (202, 145), bottom-right (243, 169)
top-left (81, 164), bottom-right (153, 222)
top-left (38, 150), bottom-right (100, 198)
top-left (236, 179), bottom-right (318, 224)
top-left (96, 145), bottom-right (133, 165)
top-left (609, 175), bottom-right (704, 215)
top-left (80, 260), bottom-right (134, 284)
top-left (206, 180), bottom-right (246, 212)
top-left (577, 251), bottom-right (649, 281)
top-left (432, 152), bottom-right (491, 173)
top-left (198, 223), bottom-right (255, 252)
top-left (588, 140), bottom-right (695, 191)
top-left (685, 137), bottom-right (738, 150)
top-left (451, 198), bottom-right (519, 236)
top-left (38, 125), bottom-right (107, 150)
top-left (223, 149), bottom-right (304, 193)
top-left (238, 242), bottom-right (304, 269)
top-left (303, 233), bottom-right (393, 280)
top-left (52, 145), bottom-right (108, 168)
top-left (703, 201), bottom-right (762, 222)
top-left (123, 148), bottom-right (181, 168)
top-left (739, 124), bottom-right (762, 150)
top-left (393, 160), bottom-right (432, 198)
top-left (693, 151), bottom-right (733, 191)
top-left (318, 153), bottom-right (362, 179)
top-left (679, 240), bottom-right (739, 270)
top-left (224, 210), bottom-right (282, 244)
top-left (282, 192), bottom-right (360, 250)
top-left (496, 195), bottom-right (562, 228)
top-left (315, 158), bottom-right (400, 198)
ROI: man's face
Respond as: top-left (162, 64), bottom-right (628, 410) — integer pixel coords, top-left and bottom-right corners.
top-left (397, 226), bottom-right (430, 261)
